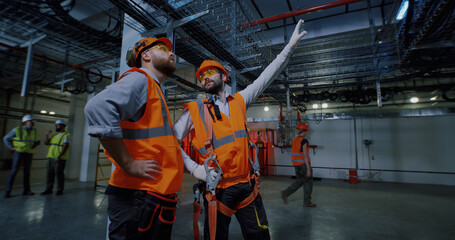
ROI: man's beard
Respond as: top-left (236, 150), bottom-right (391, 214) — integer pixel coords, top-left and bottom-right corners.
top-left (153, 56), bottom-right (176, 76)
top-left (204, 77), bottom-right (223, 94)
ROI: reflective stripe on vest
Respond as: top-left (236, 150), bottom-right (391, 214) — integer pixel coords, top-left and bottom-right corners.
top-left (192, 99), bottom-right (245, 156)
top-left (291, 136), bottom-right (310, 166)
top-left (107, 68), bottom-right (183, 195)
top-left (184, 93), bottom-right (249, 189)
top-left (121, 82), bottom-right (174, 140)
top-left (47, 132), bottom-right (70, 159)
top-left (12, 127), bottom-right (37, 153)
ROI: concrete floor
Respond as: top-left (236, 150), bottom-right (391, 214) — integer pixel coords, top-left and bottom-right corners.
top-left (1, 172), bottom-right (455, 240)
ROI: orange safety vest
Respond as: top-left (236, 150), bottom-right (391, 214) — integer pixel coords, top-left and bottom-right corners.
top-left (291, 136), bottom-right (310, 166)
top-left (184, 93), bottom-right (249, 189)
top-left (105, 68), bottom-right (183, 195)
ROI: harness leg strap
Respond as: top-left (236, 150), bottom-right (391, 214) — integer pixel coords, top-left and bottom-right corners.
top-left (206, 192), bottom-right (217, 240)
top-left (193, 201), bottom-right (202, 240)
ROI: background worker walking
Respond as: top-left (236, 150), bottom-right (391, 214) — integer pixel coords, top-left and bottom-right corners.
top-left (174, 19), bottom-right (307, 240)
top-left (84, 37), bottom-right (183, 240)
top-left (41, 120), bottom-right (71, 196)
top-left (2, 114), bottom-right (40, 198)
top-left (281, 123), bottom-right (317, 207)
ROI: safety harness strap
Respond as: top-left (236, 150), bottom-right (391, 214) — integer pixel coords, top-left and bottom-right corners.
top-left (216, 175), bottom-right (261, 217)
top-left (218, 172), bottom-right (249, 185)
top-left (216, 201), bottom-right (236, 217)
top-left (235, 176), bottom-right (260, 210)
top-left (206, 193), bottom-right (218, 240)
top-left (203, 102), bottom-right (215, 157)
top-left (193, 201), bottom-right (202, 240)
top-left (193, 170), bottom-right (262, 240)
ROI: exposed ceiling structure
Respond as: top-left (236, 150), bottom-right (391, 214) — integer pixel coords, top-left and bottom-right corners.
top-left (0, 0), bottom-right (454, 117)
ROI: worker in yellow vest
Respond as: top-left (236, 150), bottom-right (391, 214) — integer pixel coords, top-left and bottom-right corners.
top-left (3, 114), bottom-right (40, 198)
top-left (281, 123), bottom-right (317, 207)
top-left (41, 120), bottom-right (70, 196)
top-left (174, 19), bottom-right (307, 240)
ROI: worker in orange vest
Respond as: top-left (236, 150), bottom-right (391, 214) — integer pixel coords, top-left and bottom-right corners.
top-left (174, 19), bottom-right (307, 240)
top-left (281, 122), bottom-right (317, 207)
top-left (84, 37), bottom-right (183, 239)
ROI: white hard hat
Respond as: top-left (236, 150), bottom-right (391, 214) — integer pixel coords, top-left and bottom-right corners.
top-left (55, 120), bottom-right (66, 125)
top-left (22, 114), bottom-right (35, 123)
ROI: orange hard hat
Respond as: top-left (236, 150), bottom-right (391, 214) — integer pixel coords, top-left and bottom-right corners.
top-left (296, 123), bottom-right (309, 131)
top-left (128, 37), bottom-right (173, 67)
top-left (196, 60), bottom-right (229, 82)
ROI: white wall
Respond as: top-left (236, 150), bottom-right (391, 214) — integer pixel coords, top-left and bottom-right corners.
top-left (245, 105), bottom-right (455, 186)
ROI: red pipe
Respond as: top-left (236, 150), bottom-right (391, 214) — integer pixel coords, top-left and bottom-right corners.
top-left (241, 0), bottom-right (363, 28)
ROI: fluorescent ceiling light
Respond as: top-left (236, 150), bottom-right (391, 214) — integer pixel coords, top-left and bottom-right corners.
top-left (264, 106), bottom-right (269, 112)
top-left (322, 103), bottom-right (328, 108)
top-left (49, 111), bottom-right (56, 115)
top-left (312, 104), bottom-right (318, 109)
top-left (410, 97), bottom-right (419, 103)
top-left (430, 96), bottom-right (437, 101)
top-left (40, 110), bottom-right (47, 114)
top-left (396, 0), bottom-right (409, 20)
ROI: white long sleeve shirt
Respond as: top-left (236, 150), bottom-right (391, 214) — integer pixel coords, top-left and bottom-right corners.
top-left (174, 44), bottom-right (296, 173)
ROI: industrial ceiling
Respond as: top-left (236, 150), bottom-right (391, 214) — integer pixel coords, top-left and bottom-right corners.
top-left (0, 0), bottom-right (454, 117)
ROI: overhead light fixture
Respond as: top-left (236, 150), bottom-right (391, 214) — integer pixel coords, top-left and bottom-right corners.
top-left (396, 0), bottom-right (409, 20)
top-left (322, 103), bottom-right (328, 108)
top-left (312, 104), bottom-right (318, 109)
top-left (410, 97), bottom-right (419, 103)
top-left (264, 106), bottom-right (269, 112)
top-left (49, 111), bottom-right (56, 115)
top-left (430, 96), bottom-right (437, 101)
top-left (40, 110), bottom-right (47, 114)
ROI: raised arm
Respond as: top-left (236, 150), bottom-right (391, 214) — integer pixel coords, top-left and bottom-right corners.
top-left (240, 19), bottom-right (307, 107)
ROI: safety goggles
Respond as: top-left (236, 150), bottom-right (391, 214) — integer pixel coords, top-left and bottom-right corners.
top-left (199, 69), bottom-right (221, 82)
top-left (145, 44), bottom-right (171, 53)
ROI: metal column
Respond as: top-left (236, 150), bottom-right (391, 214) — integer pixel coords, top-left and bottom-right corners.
top-left (21, 38), bottom-right (34, 97)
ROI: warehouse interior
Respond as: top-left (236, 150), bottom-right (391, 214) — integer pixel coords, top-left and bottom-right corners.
top-left (1, 0), bottom-right (455, 239)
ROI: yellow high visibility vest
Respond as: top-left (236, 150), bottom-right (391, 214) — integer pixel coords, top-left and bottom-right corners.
top-left (47, 132), bottom-right (70, 160)
top-left (12, 127), bottom-right (38, 153)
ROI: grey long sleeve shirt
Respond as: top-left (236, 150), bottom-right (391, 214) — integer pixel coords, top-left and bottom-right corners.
top-left (84, 68), bottom-right (158, 138)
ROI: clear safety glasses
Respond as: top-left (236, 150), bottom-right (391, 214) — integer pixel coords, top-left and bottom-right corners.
top-left (199, 69), bottom-right (221, 82)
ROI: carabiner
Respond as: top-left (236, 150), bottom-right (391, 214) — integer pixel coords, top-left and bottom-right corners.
top-left (204, 155), bottom-right (222, 192)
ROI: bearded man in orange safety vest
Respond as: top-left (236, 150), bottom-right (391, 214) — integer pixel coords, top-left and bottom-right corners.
top-left (84, 37), bottom-right (183, 239)
top-left (174, 20), bottom-right (307, 240)
top-left (281, 122), bottom-right (317, 207)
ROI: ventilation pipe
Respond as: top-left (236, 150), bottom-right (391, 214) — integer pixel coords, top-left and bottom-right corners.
top-left (241, 0), bottom-right (363, 27)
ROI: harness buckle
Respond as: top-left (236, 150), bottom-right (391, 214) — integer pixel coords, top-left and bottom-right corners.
top-left (248, 142), bottom-right (261, 176)
top-left (193, 182), bottom-right (202, 203)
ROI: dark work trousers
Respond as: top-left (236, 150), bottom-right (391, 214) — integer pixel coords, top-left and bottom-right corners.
top-left (106, 185), bottom-right (178, 240)
top-left (283, 164), bottom-right (314, 204)
top-left (203, 180), bottom-right (270, 240)
top-left (45, 158), bottom-right (66, 192)
top-left (5, 151), bottom-right (33, 193)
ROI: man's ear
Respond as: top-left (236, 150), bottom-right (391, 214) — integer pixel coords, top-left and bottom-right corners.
top-left (141, 51), bottom-right (152, 66)
top-left (142, 51), bottom-right (151, 61)
top-left (222, 74), bottom-right (227, 82)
